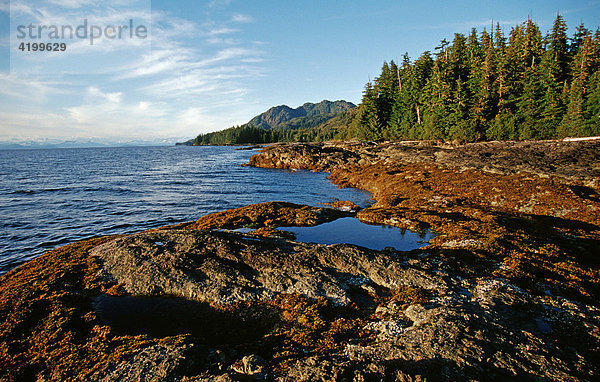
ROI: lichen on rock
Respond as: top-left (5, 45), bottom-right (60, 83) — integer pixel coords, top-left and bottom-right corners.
top-left (1, 140), bottom-right (600, 381)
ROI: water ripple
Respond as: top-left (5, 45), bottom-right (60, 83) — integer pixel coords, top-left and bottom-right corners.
top-left (0, 146), bottom-right (372, 275)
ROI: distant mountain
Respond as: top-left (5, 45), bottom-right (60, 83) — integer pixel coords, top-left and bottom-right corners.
top-left (245, 100), bottom-right (356, 130)
top-left (0, 138), bottom-right (183, 150)
top-left (0, 140), bottom-right (108, 150)
top-left (0, 143), bottom-right (28, 150)
top-left (179, 100), bottom-right (356, 146)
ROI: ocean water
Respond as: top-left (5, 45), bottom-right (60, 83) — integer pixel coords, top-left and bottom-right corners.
top-left (0, 146), bottom-right (373, 275)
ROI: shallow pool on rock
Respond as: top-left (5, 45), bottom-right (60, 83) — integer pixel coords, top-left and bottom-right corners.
top-left (282, 217), bottom-right (434, 251)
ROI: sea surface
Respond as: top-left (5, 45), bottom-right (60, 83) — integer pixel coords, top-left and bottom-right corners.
top-left (0, 145), bottom-right (373, 274)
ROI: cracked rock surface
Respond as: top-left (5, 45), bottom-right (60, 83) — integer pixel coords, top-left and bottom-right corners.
top-left (1, 140), bottom-right (599, 381)
top-left (90, 227), bottom-right (600, 381)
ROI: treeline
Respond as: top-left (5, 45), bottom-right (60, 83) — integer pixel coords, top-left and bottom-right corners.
top-left (343, 15), bottom-right (600, 141)
top-left (193, 15), bottom-right (599, 145)
top-left (193, 124), bottom-right (340, 145)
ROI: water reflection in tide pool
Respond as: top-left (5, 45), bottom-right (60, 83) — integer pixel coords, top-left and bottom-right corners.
top-left (282, 217), bottom-right (434, 251)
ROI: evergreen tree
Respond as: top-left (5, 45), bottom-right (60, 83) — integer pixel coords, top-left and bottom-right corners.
top-left (584, 71), bottom-right (600, 135)
top-left (351, 81), bottom-right (383, 140)
top-left (191, 17), bottom-right (600, 145)
top-left (560, 31), bottom-right (600, 136)
top-left (570, 22), bottom-right (590, 55)
top-left (374, 61), bottom-right (400, 130)
top-left (421, 62), bottom-right (451, 140)
top-left (539, 14), bottom-right (570, 137)
top-left (515, 20), bottom-right (544, 138)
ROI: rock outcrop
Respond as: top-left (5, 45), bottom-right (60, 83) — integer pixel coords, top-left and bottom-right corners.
top-left (1, 140), bottom-right (599, 381)
top-left (248, 139), bottom-right (600, 183)
top-left (90, 228), bottom-right (599, 381)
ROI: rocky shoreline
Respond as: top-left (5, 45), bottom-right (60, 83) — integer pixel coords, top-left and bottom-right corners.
top-left (1, 140), bottom-right (599, 381)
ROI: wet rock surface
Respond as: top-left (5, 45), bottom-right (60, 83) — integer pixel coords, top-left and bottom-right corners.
top-left (91, 228), bottom-right (416, 305)
top-left (1, 140), bottom-right (600, 381)
top-left (248, 140), bottom-right (600, 183)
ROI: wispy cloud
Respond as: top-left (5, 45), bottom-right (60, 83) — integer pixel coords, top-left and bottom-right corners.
top-left (138, 64), bottom-right (258, 98)
top-left (87, 86), bottom-right (122, 103)
top-left (0, 110), bottom-right (71, 140)
top-left (2, 0), bottom-right (267, 141)
top-left (9, 2), bottom-right (153, 57)
top-left (206, 36), bottom-right (240, 45)
top-left (208, 0), bottom-right (232, 9)
top-left (114, 48), bottom-right (191, 78)
top-left (112, 13), bottom-right (266, 101)
top-left (46, 0), bottom-right (97, 9)
top-left (230, 13), bottom-right (253, 23)
top-left (66, 94), bottom-right (168, 127)
top-left (151, 10), bottom-right (197, 41)
top-left (0, 72), bottom-right (67, 100)
top-left (206, 27), bottom-right (238, 36)
top-left (200, 47), bottom-right (263, 65)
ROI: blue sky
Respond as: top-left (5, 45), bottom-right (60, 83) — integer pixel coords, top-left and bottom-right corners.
top-left (1, 0), bottom-right (599, 144)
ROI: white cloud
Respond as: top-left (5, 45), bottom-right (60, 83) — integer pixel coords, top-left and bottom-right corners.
top-left (151, 11), bottom-right (197, 41)
top-left (199, 47), bottom-right (262, 65)
top-left (174, 104), bottom-right (255, 135)
top-left (6, 2), bottom-right (37, 17)
top-left (206, 36), bottom-right (240, 45)
top-left (230, 14), bottom-right (253, 23)
top-left (0, 0), bottom-right (9, 12)
top-left (65, 95), bottom-right (170, 133)
top-left (1, 0), bottom-right (269, 142)
top-left (206, 27), bottom-right (238, 36)
top-left (9, 3), bottom-right (153, 58)
top-left (114, 40), bottom-right (265, 100)
top-left (137, 60), bottom-right (262, 99)
top-left (114, 47), bottom-right (194, 78)
top-left (208, 0), bottom-right (231, 9)
top-left (0, 72), bottom-right (66, 100)
top-left (87, 86), bottom-right (122, 103)
top-left (0, 108), bottom-right (72, 140)
top-left (46, 0), bottom-right (96, 9)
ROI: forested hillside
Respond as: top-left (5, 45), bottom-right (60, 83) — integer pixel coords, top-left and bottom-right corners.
top-left (190, 123), bottom-right (343, 145)
top-left (189, 101), bottom-right (355, 145)
top-left (188, 15), bottom-right (599, 145)
top-left (246, 100), bottom-right (355, 129)
top-left (342, 15), bottom-right (600, 141)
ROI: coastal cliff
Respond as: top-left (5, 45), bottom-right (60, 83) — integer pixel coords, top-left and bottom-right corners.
top-left (1, 140), bottom-right (599, 381)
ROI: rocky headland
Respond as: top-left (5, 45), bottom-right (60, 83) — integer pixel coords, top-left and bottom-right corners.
top-left (1, 140), bottom-right (599, 381)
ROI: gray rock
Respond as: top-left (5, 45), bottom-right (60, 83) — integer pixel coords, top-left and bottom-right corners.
top-left (87, 229), bottom-right (600, 381)
top-left (92, 344), bottom-right (188, 382)
top-left (231, 354), bottom-right (266, 376)
top-left (91, 229), bottom-right (444, 305)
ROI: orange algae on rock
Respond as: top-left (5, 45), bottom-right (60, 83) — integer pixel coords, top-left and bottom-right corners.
top-left (0, 236), bottom-right (166, 381)
top-left (248, 141), bottom-right (600, 303)
top-left (183, 201), bottom-right (353, 230)
top-left (2, 139), bottom-right (600, 381)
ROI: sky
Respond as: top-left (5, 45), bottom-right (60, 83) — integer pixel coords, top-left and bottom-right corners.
top-left (0, 0), bottom-right (599, 145)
